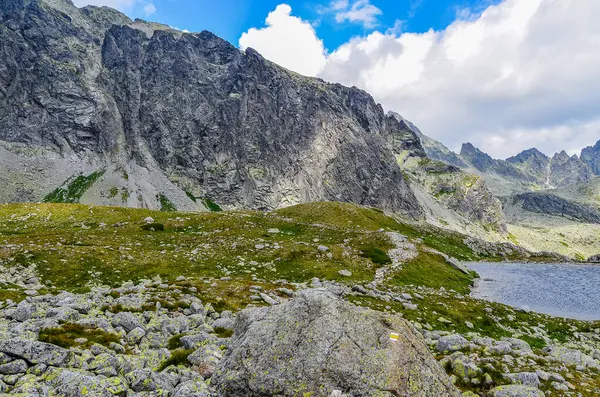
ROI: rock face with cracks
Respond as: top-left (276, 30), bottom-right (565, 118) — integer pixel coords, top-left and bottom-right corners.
top-left (0, 0), bottom-right (424, 216)
top-left (212, 289), bottom-right (460, 397)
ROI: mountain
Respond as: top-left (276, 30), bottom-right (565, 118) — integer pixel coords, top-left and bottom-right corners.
top-left (581, 140), bottom-right (600, 174)
top-left (458, 143), bottom-right (594, 195)
top-left (505, 148), bottom-right (550, 181)
top-left (0, 0), bottom-right (426, 216)
top-left (0, 0), bottom-right (514, 237)
top-left (391, 112), bottom-right (468, 168)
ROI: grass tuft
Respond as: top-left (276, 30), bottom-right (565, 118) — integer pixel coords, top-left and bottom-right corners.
top-left (157, 348), bottom-right (194, 371)
top-left (39, 323), bottom-right (120, 349)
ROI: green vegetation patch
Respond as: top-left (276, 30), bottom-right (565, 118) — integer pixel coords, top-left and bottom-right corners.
top-left (158, 348), bottom-right (194, 371)
top-left (214, 326), bottom-right (234, 338)
top-left (157, 193), bottom-right (177, 212)
top-left (185, 191), bottom-right (197, 203)
top-left (140, 223), bottom-right (165, 232)
top-left (360, 247), bottom-right (391, 265)
top-left (167, 333), bottom-right (185, 350)
top-left (39, 323), bottom-right (120, 349)
top-left (43, 171), bottom-right (105, 203)
top-left (389, 251), bottom-right (475, 294)
top-left (202, 198), bottom-right (222, 212)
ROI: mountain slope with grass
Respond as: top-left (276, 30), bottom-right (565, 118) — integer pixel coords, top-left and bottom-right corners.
top-left (1, 0), bottom-right (427, 217)
top-left (0, 202), bottom-right (597, 396)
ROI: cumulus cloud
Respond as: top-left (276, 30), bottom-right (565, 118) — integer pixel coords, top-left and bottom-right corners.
top-left (239, 4), bottom-right (327, 77)
top-left (242, 0), bottom-right (600, 158)
top-left (333, 0), bottom-right (382, 28)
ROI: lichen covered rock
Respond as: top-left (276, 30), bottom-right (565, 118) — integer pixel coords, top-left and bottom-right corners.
top-left (212, 289), bottom-right (460, 397)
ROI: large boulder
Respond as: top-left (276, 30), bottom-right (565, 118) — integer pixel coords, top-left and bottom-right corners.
top-left (212, 289), bottom-right (460, 397)
top-left (489, 385), bottom-right (544, 397)
top-left (0, 339), bottom-right (70, 366)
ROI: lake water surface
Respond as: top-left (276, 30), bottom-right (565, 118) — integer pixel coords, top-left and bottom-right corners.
top-left (467, 262), bottom-right (600, 321)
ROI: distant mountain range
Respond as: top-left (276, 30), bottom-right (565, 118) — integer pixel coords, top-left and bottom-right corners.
top-left (418, 131), bottom-right (600, 196)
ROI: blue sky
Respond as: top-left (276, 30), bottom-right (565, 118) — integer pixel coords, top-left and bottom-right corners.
top-left (129, 0), bottom-right (498, 51)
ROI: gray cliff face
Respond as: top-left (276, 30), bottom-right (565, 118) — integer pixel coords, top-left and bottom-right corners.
top-left (460, 143), bottom-right (537, 183)
top-left (581, 139), bottom-right (600, 175)
top-left (389, 112), bottom-right (467, 168)
top-left (507, 193), bottom-right (600, 224)
top-left (0, 0), bottom-right (424, 216)
top-left (460, 143), bottom-right (593, 194)
top-left (505, 148), bottom-right (550, 181)
top-left (549, 151), bottom-right (593, 187)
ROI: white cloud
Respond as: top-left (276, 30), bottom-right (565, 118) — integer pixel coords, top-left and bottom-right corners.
top-left (240, 1), bottom-right (600, 158)
top-left (333, 0), bottom-right (382, 28)
top-left (239, 4), bottom-right (327, 77)
top-left (143, 2), bottom-right (156, 16)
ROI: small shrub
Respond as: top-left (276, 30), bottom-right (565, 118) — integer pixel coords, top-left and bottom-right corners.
top-left (141, 223), bottom-right (165, 231)
top-left (360, 247), bottom-right (392, 266)
top-left (167, 333), bottom-right (185, 350)
top-left (214, 327), bottom-right (234, 338)
top-left (157, 348), bottom-right (194, 371)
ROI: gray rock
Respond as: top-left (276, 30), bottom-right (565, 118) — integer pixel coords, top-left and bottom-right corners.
top-left (0, 339), bottom-right (70, 366)
top-left (550, 346), bottom-right (600, 369)
top-left (114, 295), bottom-right (144, 311)
top-left (173, 380), bottom-right (213, 397)
top-left (259, 293), bottom-right (278, 306)
top-left (188, 346), bottom-right (221, 378)
top-left (211, 317), bottom-right (235, 332)
top-left (337, 269), bottom-right (352, 277)
top-left (46, 307), bottom-right (81, 322)
top-left (127, 327), bottom-right (147, 344)
top-left (0, 0), bottom-right (426, 218)
top-left (506, 372), bottom-right (540, 387)
top-left (489, 385), bottom-right (544, 397)
top-left (0, 359), bottom-right (27, 374)
top-left (13, 302), bottom-right (36, 322)
top-left (436, 334), bottom-right (469, 353)
top-left (111, 312), bottom-right (143, 332)
top-left (180, 332), bottom-right (218, 349)
top-left (52, 369), bottom-right (120, 397)
top-left (212, 289), bottom-right (460, 396)
top-left (126, 368), bottom-right (176, 392)
top-left (351, 285), bottom-right (368, 294)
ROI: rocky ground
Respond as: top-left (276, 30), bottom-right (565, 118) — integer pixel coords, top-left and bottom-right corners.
top-left (0, 276), bottom-right (597, 396)
top-left (0, 202), bottom-right (598, 396)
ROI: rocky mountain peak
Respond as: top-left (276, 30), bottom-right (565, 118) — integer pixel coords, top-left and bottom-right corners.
top-left (460, 143), bottom-right (495, 171)
top-left (506, 148), bottom-right (549, 164)
top-left (581, 139), bottom-right (600, 174)
top-left (0, 0), bottom-right (431, 217)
